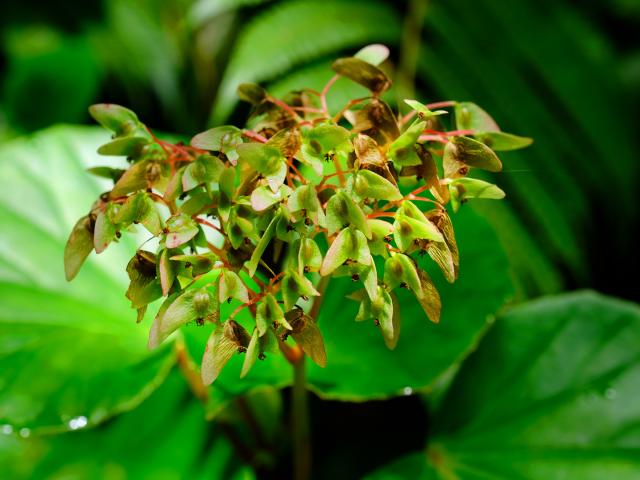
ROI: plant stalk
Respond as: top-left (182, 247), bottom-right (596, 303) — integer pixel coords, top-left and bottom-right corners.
top-left (291, 275), bottom-right (330, 480)
top-left (292, 353), bottom-right (311, 480)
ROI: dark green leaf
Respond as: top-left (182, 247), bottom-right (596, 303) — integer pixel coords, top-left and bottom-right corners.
top-left (0, 127), bottom-right (175, 432)
top-left (332, 57), bottom-right (391, 94)
top-left (237, 82), bottom-right (267, 104)
top-left (372, 292), bottom-right (640, 479)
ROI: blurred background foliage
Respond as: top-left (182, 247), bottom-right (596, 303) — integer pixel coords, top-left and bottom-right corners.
top-left (0, 0), bottom-right (638, 478)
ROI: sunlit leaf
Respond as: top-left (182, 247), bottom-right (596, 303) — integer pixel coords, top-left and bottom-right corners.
top-left (354, 43), bottom-right (390, 66)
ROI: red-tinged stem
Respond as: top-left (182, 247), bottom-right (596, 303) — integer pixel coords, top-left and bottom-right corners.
top-left (332, 97), bottom-right (369, 123)
top-left (332, 156), bottom-right (346, 187)
top-left (419, 135), bottom-right (448, 144)
top-left (242, 130), bottom-right (268, 143)
top-left (368, 211), bottom-right (397, 219)
top-left (195, 217), bottom-right (223, 233)
top-left (268, 96), bottom-right (304, 122)
top-left (148, 192), bottom-right (176, 214)
top-left (425, 100), bottom-right (457, 110)
top-left (287, 159), bottom-right (307, 184)
top-left (320, 74), bottom-right (340, 114)
top-left (291, 106), bottom-right (325, 114)
top-left (400, 110), bottom-right (417, 127)
top-left (423, 128), bottom-right (475, 137)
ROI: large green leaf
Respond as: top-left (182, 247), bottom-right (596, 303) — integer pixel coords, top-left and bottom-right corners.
top-left (0, 372), bottom-right (255, 479)
top-left (368, 291), bottom-right (640, 479)
top-left (0, 126), bottom-right (175, 433)
top-left (418, 0), bottom-right (637, 297)
top-left (209, 0), bottom-right (401, 123)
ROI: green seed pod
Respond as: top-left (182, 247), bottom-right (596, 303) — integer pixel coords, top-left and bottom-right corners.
top-left (193, 288), bottom-right (211, 317)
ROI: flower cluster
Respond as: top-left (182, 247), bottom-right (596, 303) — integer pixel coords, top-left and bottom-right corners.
top-left (65, 45), bottom-right (531, 384)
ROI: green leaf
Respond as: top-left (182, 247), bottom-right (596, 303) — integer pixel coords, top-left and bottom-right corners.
top-left (320, 228), bottom-right (354, 276)
top-left (349, 100), bottom-right (400, 146)
top-left (0, 372), bottom-right (254, 480)
top-left (443, 135), bottom-right (502, 178)
top-left (393, 215), bottom-right (444, 252)
top-left (148, 290), bottom-right (199, 348)
top-left (256, 294), bottom-right (288, 334)
top-left (371, 292), bottom-right (640, 479)
top-left (354, 43), bottom-right (390, 66)
top-left (237, 142), bottom-right (286, 192)
top-left (0, 126), bottom-right (175, 433)
top-left (475, 131), bottom-right (533, 151)
top-left (113, 191), bottom-right (162, 236)
top-left (125, 251), bottom-right (162, 309)
top-left (281, 270), bottom-right (320, 311)
top-left (403, 99), bottom-right (448, 119)
top-left (448, 178), bottom-right (506, 212)
top-left (209, 0), bottom-right (401, 123)
top-left (219, 270), bottom-right (249, 304)
top-left (64, 215), bottom-right (95, 281)
top-left (250, 184), bottom-right (291, 212)
top-left (165, 213), bottom-right (199, 248)
top-left (367, 218), bottom-right (394, 256)
top-left (190, 125), bottom-right (243, 153)
top-left (298, 237), bottom-right (323, 275)
top-left (454, 101), bottom-right (500, 132)
top-left (350, 169), bottom-right (402, 201)
top-left (93, 204), bottom-right (117, 254)
top-left (182, 155), bottom-right (225, 190)
top-left (97, 136), bottom-right (150, 157)
top-left (245, 212), bottom-right (280, 276)
top-left (388, 120), bottom-right (427, 168)
top-left (88, 104), bottom-right (142, 136)
top-left (384, 254), bottom-right (421, 292)
top-left (110, 159), bottom-right (164, 198)
top-left (236, 82), bottom-right (267, 104)
top-left (326, 190), bottom-right (371, 238)
top-left (157, 248), bottom-right (175, 296)
top-left (332, 57), bottom-right (391, 94)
